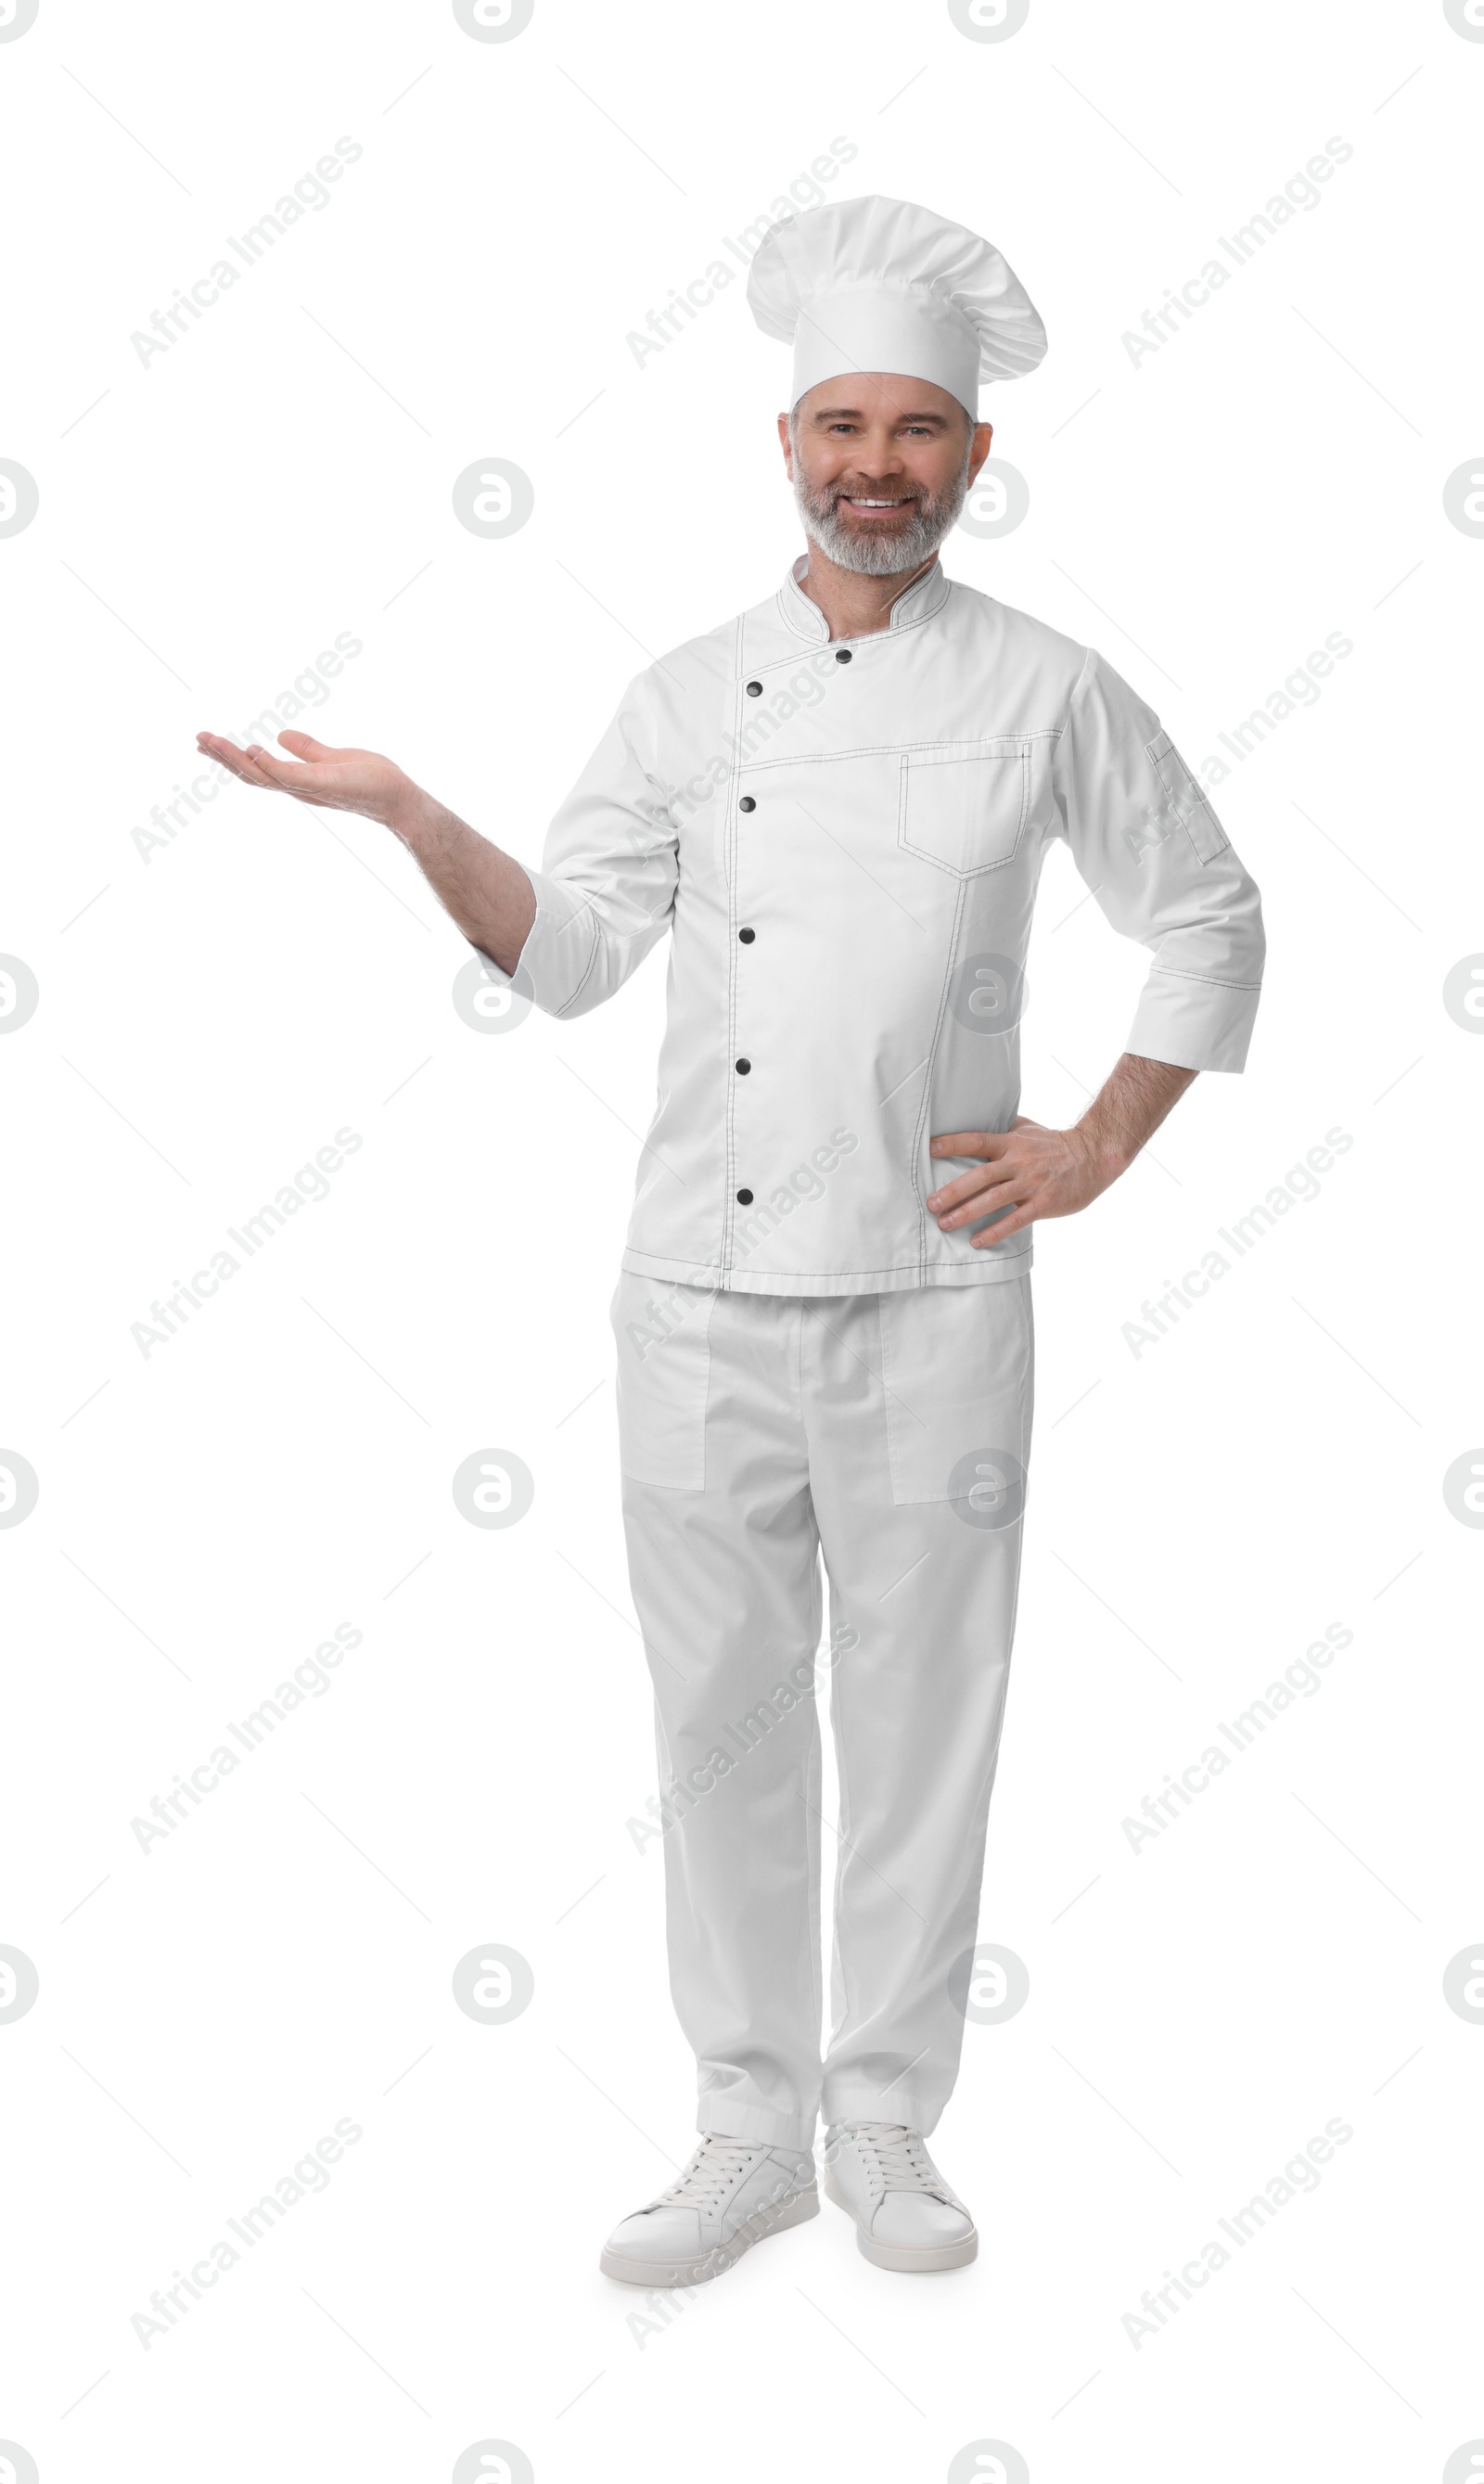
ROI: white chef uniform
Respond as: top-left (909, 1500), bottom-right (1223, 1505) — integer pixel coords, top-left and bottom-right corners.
top-left (478, 198), bottom-right (1264, 2147)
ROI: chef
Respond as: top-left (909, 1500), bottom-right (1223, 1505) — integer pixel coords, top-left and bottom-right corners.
top-left (198, 193), bottom-right (1264, 2288)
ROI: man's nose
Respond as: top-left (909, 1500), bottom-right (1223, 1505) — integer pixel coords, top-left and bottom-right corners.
top-left (849, 438), bottom-right (907, 475)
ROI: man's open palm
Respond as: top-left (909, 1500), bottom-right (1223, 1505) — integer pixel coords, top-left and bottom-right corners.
top-left (196, 729), bottom-right (408, 827)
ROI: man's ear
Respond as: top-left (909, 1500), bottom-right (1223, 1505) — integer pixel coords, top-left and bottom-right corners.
top-left (776, 410), bottom-right (795, 479)
top-left (966, 420), bottom-right (993, 487)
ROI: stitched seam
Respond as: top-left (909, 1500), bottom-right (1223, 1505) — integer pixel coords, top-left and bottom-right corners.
top-left (620, 1247), bottom-right (1031, 1276)
top-left (777, 566), bottom-right (951, 644)
top-left (741, 729), bottom-right (1061, 775)
top-left (1142, 966), bottom-right (1262, 990)
top-left (1054, 644), bottom-right (1095, 756)
top-left (696, 1283), bottom-right (718, 1492)
top-left (720, 616), bottom-right (746, 1279)
top-left (879, 1296), bottom-right (905, 1501)
top-left (801, 1736), bottom-right (823, 2070)
top-left (825, 1517), bottom-right (858, 2058)
top-left (906, 875), bottom-right (967, 1286)
top-left (552, 909), bottom-right (605, 1016)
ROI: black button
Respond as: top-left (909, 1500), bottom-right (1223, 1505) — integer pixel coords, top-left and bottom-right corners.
top-left (738, 926), bottom-right (755, 943)
top-left (735, 1057), bottom-right (751, 1075)
top-left (738, 795), bottom-right (755, 813)
top-left (746, 680), bottom-right (762, 696)
top-left (835, 648), bottom-right (852, 663)
top-left (736, 1188), bottom-right (754, 1205)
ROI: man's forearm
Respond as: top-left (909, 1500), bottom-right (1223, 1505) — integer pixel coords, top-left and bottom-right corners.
top-left (389, 782), bottom-right (537, 975)
top-left (1077, 1052), bottom-right (1195, 1179)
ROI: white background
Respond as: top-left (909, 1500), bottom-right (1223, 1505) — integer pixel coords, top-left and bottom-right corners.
top-left (2, 1), bottom-right (1481, 2478)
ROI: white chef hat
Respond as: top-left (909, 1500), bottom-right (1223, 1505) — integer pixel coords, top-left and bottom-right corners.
top-left (748, 193), bottom-right (1046, 420)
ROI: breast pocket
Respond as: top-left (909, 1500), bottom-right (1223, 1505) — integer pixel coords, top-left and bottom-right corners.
top-left (898, 739), bottom-right (1034, 877)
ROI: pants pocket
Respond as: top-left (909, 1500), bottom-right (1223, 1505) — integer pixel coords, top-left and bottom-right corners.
top-left (879, 1277), bottom-right (1033, 1522)
top-left (610, 1273), bottom-right (717, 1492)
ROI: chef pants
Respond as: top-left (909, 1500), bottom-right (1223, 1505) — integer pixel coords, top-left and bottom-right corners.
top-left (611, 1268), bottom-right (1034, 2149)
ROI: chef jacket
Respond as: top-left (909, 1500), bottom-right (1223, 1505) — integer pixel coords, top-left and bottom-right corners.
top-left (477, 555), bottom-right (1264, 1297)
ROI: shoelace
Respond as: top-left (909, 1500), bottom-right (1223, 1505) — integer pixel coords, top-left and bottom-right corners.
top-left (657, 2136), bottom-right (767, 2213)
top-left (833, 2120), bottom-right (945, 2198)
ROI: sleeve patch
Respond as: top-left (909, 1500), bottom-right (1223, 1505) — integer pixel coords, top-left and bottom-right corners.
top-left (1145, 730), bottom-right (1230, 865)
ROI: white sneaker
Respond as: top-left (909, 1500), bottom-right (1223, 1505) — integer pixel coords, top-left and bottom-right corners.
top-left (824, 2121), bottom-right (978, 2272)
top-left (600, 2134), bottom-right (818, 2286)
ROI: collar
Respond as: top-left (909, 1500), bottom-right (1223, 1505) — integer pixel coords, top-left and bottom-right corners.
top-left (775, 550), bottom-right (951, 645)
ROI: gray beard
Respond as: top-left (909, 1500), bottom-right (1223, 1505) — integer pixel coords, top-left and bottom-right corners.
top-left (791, 447), bottom-right (971, 578)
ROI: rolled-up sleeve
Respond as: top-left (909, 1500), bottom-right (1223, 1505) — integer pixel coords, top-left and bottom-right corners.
top-left (473, 670), bottom-right (678, 1019)
top-left (1051, 647), bottom-right (1265, 1072)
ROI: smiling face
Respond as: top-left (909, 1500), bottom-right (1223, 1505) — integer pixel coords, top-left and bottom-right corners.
top-left (780, 371), bottom-right (992, 577)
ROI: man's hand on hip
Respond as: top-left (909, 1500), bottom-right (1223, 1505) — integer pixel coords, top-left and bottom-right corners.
top-left (927, 1053), bottom-right (1196, 1247)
